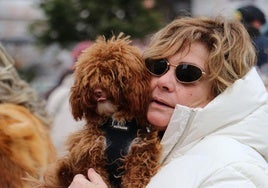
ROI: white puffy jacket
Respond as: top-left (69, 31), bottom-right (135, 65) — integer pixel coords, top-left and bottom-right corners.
top-left (147, 68), bottom-right (268, 188)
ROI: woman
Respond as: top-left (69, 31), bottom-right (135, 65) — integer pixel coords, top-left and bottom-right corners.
top-left (69, 16), bottom-right (268, 187)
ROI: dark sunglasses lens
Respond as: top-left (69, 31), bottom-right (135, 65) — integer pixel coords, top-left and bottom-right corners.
top-left (145, 59), bottom-right (168, 76)
top-left (176, 64), bottom-right (203, 82)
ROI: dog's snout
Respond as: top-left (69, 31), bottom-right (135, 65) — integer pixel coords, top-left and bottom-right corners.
top-left (93, 88), bottom-right (107, 102)
top-left (94, 89), bottom-right (103, 97)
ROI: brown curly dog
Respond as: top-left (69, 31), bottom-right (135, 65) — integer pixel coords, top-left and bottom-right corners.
top-left (40, 34), bottom-right (162, 188)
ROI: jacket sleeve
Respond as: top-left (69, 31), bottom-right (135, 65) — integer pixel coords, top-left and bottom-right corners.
top-left (200, 162), bottom-right (268, 188)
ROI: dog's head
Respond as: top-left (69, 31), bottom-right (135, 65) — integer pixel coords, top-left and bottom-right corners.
top-left (70, 34), bottom-right (151, 124)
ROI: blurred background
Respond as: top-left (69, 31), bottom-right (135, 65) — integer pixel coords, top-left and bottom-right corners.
top-left (1, 0), bottom-right (268, 98)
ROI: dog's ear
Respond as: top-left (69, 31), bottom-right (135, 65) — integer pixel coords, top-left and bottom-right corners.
top-left (124, 71), bottom-right (151, 120)
top-left (69, 68), bottom-right (99, 121)
top-left (69, 73), bottom-right (96, 121)
top-left (69, 83), bottom-right (85, 120)
top-left (117, 51), bottom-right (151, 120)
top-left (69, 42), bottom-right (98, 121)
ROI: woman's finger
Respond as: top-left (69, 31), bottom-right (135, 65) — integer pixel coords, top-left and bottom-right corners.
top-left (69, 174), bottom-right (92, 188)
top-left (87, 168), bottom-right (108, 188)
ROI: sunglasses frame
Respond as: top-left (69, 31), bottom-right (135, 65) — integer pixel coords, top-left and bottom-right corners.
top-left (145, 58), bottom-right (206, 84)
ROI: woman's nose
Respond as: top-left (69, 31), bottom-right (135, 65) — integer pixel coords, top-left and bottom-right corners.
top-left (156, 68), bottom-right (176, 92)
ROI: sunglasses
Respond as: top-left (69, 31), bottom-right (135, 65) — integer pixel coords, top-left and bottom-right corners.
top-left (145, 58), bottom-right (206, 83)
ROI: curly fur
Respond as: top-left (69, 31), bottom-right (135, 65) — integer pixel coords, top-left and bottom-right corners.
top-left (40, 33), bottom-right (162, 188)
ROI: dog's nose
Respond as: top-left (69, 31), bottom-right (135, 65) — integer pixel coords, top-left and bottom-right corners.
top-left (94, 88), bottom-right (103, 97)
top-left (93, 88), bottom-right (107, 102)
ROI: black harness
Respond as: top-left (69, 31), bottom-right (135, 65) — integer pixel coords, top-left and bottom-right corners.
top-left (101, 118), bottom-right (139, 187)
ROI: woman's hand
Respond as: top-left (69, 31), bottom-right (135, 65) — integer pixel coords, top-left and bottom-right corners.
top-left (68, 168), bottom-right (108, 188)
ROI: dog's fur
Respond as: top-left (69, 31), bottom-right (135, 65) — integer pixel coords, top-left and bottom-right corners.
top-left (40, 34), bottom-right (162, 188)
top-left (0, 103), bottom-right (56, 188)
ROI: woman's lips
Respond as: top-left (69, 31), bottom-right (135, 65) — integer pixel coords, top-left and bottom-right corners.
top-left (152, 98), bottom-right (174, 108)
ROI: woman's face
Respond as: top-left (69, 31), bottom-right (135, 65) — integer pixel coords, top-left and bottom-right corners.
top-left (147, 42), bottom-right (214, 130)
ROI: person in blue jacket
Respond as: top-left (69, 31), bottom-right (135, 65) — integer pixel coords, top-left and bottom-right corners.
top-left (236, 5), bottom-right (268, 68)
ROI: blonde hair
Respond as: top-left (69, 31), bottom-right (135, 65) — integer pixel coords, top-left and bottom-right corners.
top-left (143, 16), bottom-right (256, 96)
top-left (0, 44), bottom-right (52, 126)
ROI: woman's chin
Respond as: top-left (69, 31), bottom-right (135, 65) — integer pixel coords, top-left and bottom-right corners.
top-left (146, 103), bottom-right (174, 131)
top-left (147, 112), bottom-right (169, 131)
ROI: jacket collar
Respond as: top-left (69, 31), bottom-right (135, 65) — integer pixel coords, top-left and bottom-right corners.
top-left (160, 68), bottom-right (268, 164)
